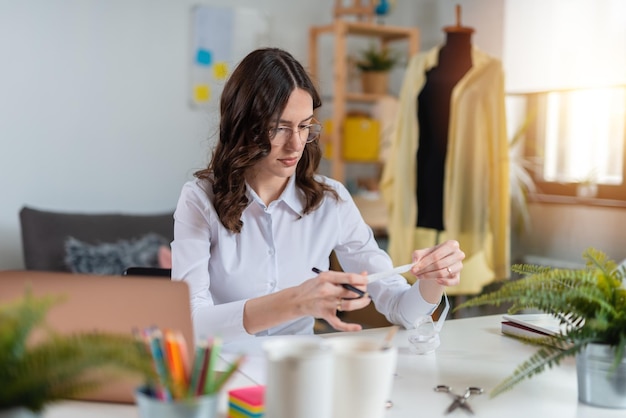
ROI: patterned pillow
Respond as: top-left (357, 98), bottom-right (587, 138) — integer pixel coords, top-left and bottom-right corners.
top-left (64, 233), bottom-right (169, 275)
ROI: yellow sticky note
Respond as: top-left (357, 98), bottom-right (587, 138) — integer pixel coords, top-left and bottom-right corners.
top-left (213, 62), bottom-right (229, 80)
top-left (194, 84), bottom-right (210, 102)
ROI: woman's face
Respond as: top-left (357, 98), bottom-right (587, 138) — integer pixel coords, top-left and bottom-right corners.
top-left (251, 88), bottom-right (314, 186)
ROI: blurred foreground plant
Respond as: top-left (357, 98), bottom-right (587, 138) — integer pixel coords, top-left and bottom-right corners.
top-left (0, 291), bottom-right (155, 413)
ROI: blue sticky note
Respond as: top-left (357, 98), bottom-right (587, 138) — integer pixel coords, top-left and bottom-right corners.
top-left (196, 49), bottom-right (212, 66)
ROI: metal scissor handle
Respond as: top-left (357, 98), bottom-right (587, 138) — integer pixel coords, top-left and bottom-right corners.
top-left (434, 385), bottom-right (484, 414)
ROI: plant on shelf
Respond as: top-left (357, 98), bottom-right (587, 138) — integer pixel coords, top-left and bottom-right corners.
top-left (0, 291), bottom-right (156, 415)
top-left (454, 248), bottom-right (626, 405)
top-left (355, 43), bottom-right (400, 72)
top-left (353, 43), bottom-right (402, 95)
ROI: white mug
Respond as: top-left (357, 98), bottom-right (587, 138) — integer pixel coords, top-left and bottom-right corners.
top-left (329, 336), bottom-right (398, 418)
top-left (263, 336), bottom-right (333, 418)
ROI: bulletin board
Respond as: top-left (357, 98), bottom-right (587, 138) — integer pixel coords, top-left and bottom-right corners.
top-left (190, 5), bottom-right (269, 109)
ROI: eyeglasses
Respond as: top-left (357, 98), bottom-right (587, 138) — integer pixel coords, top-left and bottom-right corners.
top-left (269, 121), bottom-right (322, 145)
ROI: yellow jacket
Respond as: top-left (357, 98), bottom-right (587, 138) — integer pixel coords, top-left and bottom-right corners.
top-left (380, 46), bottom-right (510, 295)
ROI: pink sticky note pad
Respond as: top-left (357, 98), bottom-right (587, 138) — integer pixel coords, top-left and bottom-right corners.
top-left (228, 385), bottom-right (265, 408)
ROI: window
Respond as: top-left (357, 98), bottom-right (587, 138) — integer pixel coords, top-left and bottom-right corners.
top-left (513, 86), bottom-right (626, 201)
top-left (503, 1), bottom-right (626, 203)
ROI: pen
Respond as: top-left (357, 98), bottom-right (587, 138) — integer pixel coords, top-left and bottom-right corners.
top-left (312, 267), bottom-right (367, 298)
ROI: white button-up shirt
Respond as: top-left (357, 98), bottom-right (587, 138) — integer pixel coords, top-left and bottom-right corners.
top-left (171, 175), bottom-right (436, 343)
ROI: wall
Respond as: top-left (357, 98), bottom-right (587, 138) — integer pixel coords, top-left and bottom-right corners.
top-left (0, 0), bottom-right (330, 269)
top-left (503, 0), bottom-right (626, 93)
top-left (7, 0), bottom-right (618, 272)
top-left (505, 0), bottom-right (626, 266)
top-left (513, 202), bottom-right (626, 267)
top-left (2, 0), bottom-right (507, 269)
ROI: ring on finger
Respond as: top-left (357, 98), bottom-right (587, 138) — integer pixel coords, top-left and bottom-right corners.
top-left (446, 266), bottom-right (454, 278)
top-left (336, 298), bottom-right (343, 312)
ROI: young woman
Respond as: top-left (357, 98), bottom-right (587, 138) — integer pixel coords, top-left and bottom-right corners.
top-left (171, 48), bottom-right (465, 343)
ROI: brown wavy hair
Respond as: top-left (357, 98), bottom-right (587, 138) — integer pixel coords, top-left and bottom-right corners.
top-left (195, 48), bottom-right (339, 233)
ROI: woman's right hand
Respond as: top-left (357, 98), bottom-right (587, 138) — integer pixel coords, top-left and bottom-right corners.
top-left (293, 270), bottom-right (371, 332)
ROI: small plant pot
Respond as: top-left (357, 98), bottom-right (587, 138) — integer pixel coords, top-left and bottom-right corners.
top-left (576, 183), bottom-right (598, 198)
top-left (361, 71), bottom-right (389, 95)
top-left (576, 343), bottom-right (626, 409)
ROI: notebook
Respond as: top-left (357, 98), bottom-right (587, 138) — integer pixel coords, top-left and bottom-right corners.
top-left (0, 270), bottom-right (194, 404)
top-left (501, 313), bottom-right (572, 339)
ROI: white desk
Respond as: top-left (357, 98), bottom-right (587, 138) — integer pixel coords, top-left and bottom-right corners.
top-left (44, 315), bottom-right (624, 417)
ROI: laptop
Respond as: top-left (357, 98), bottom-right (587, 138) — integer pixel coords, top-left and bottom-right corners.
top-left (0, 270), bottom-right (194, 404)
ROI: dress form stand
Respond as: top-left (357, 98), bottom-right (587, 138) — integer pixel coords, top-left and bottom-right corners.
top-left (415, 6), bottom-right (474, 240)
top-left (381, 5), bottom-right (509, 299)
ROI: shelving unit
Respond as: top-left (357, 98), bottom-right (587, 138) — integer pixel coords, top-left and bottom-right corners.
top-left (308, 19), bottom-right (419, 183)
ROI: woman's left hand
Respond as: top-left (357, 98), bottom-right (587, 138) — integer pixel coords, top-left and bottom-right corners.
top-left (409, 240), bottom-right (465, 287)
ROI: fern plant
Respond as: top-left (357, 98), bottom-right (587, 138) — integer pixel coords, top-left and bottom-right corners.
top-left (0, 291), bottom-right (156, 413)
top-left (454, 247), bottom-right (626, 397)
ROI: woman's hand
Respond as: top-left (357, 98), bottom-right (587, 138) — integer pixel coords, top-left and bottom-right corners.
top-left (294, 270), bottom-right (370, 332)
top-left (410, 240), bottom-right (465, 287)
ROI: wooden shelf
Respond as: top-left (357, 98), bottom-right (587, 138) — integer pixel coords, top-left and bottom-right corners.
top-left (309, 19), bottom-right (419, 182)
top-left (311, 20), bottom-right (419, 43)
top-left (346, 92), bottom-right (385, 102)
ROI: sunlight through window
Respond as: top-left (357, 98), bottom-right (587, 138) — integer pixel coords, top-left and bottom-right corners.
top-left (542, 87), bottom-right (625, 185)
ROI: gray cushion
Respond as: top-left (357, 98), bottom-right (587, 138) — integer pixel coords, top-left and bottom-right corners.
top-left (19, 206), bottom-right (174, 272)
top-left (64, 233), bottom-right (169, 275)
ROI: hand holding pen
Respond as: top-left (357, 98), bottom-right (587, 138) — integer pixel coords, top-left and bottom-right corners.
top-left (312, 267), bottom-right (368, 299)
top-left (296, 268), bottom-right (370, 332)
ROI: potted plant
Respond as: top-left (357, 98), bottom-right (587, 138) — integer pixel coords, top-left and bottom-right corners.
top-left (508, 109), bottom-right (537, 235)
top-left (354, 43), bottom-right (401, 95)
top-left (0, 291), bottom-right (156, 417)
top-left (454, 247), bottom-right (626, 408)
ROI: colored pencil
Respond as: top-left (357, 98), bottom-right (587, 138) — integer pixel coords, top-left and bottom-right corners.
top-left (164, 330), bottom-right (187, 398)
top-left (188, 341), bottom-right (210, 397)
top-left (148, 329), bottom-right (172, 401)
top-left (143, 328), bottom-right (241, 401)
top-left (213, 354), bottom-right (246, 393)
top-left (203, 336), bottom-right (222, 394)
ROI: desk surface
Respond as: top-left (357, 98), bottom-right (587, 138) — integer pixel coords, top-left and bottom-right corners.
top-left (43, 315), bottom-right (624, 417)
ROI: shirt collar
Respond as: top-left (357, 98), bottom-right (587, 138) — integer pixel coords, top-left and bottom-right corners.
top-left (245, 175), bottom-right (305, 215)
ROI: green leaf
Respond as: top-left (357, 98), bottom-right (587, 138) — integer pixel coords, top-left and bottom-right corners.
top-left (355, 43), bottom-right (401, 71)
top-left (454, 248), bottom-right (626, 397)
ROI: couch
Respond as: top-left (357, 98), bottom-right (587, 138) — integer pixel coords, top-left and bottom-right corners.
top-left (19, 206), bottom-right (391, 329)
top-left (19, 206), bottom-right (174, 273)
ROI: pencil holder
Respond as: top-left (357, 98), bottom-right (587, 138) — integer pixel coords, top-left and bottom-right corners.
top-left (135, 386), bottom-right (218, 418)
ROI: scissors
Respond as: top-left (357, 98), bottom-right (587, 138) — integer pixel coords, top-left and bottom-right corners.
top-left (434, 385), bottom-right (484, 414)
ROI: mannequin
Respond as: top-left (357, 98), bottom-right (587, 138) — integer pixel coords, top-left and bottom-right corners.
top-left (415, 13), bottom-right (474, 232)
top-left (380, 6), bottom-right (510, 295)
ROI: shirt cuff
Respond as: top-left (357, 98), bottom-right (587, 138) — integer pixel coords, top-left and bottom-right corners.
top-left (191, 298), bottom-right (250, 342)
top-left (394, 282), bottom-right (439, 329)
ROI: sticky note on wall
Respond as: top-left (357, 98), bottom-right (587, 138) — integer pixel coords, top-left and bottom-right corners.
top-left (196, 49), bottom-right (212, 66)
top-left (193, 84), bottom-right (211, 103)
